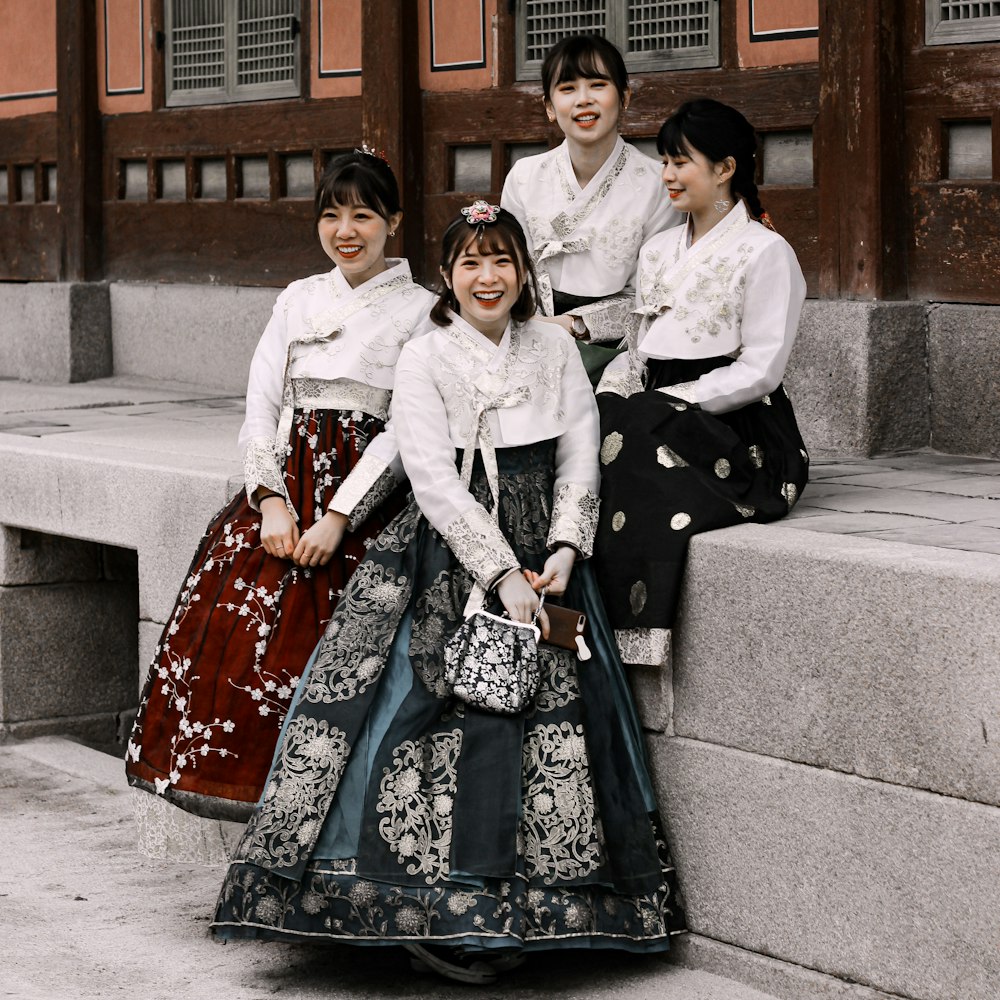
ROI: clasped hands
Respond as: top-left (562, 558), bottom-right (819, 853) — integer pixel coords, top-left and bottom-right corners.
top-left (259, 494), bottom-right (348, 567)
top-left (496, 545), bottom-right (577, 640)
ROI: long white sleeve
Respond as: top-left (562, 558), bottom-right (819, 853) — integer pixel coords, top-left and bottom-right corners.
top-left (548, 347), bottom-right (601, 555)
top-left (662, 240), bottom-right (805, 414)
top-left (238, 287), bottom-right (292, 509)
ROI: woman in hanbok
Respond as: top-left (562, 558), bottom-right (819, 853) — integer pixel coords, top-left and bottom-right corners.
top-left (594, 99), bottom-right (809, 659)
top-left (126, 149), bottom-right (434, 825)
top-left (501, 34), bottom-right (678, 382)
top-left (212, 203), bottom-right (685, 984)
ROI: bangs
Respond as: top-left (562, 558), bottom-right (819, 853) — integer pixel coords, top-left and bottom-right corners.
top-left (656, 118), bottom-right (695, 159)
top-left (315, 159), bottom-right (396, 221)
top-left (459, 226), bottom-right (519, 261)
top-left (549, 47), bottom-right (612, 88)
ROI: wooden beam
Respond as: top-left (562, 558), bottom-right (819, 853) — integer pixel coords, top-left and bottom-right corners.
top-left (361, 0), bottom-right (424, 275)
top-left (56, 0), bottom-right (103, 281)
top-left (816, 0), bottom-right (907, 299)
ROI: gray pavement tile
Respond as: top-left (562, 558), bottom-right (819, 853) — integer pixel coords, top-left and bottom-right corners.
top-left (877, 451), bottom-right (993, 469)
top-left (808, 462), bottom-right (897, 479)
top-left (945, 461), bottom-right (1000, 475)
top-left (901, 475), bottom-right (1000, 499)
top-left (795, 482), bottom-right (875, 500)
top-left (860, 522), bottom-right (1000, 556)
top-left (0, 377), bottom-right (235, 415)
top-left (800, 486), bottom-right (1000, 522)
top-left (772, 512), bottom-right (947, 535)
top-left (820, 469), bottom-right (963, 489)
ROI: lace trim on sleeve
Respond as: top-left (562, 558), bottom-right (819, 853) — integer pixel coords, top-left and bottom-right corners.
top-left (614, 628), bottom-right (672, 667)
top-left (243, 437), bottom-right (292, 515)
top-left (548, 483), bottom-right (600, 559)
top-left (572, 293), bottom-right (642, 344)
top-left (329, 457), bottom-right (399, 531)
top-left (597, 359), bottom-right (645, 397)
top-left (442, 505), bottom-right (519, 590)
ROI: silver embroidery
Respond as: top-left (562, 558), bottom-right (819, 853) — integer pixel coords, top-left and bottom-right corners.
top-left (522, 722), bottom-right (603, 882)
top-left (714, 458), bottom-right (731, 479)
top-left (238, 715), bottom-right (351, 871)
top-left (304, 560), bottom-right (409, 705)
top-left (670, 512), bottom-right (691, 530)
top-left (600, 432), bottom-right (624, 465)
top-left (548, 483), bottom-right (600, 558)
top-left (611, 511), bottom-right (626, 532)
top-left (243, 436), bottom-right (290, 512)
top-left (330, 450), bottom-right (398, 529)
top-left (659, 381), bottom-right (700, 404)
top-left (377, 729), bottom-right (462, 884)
top-left (656, 445), bottom-right (688, 469)
top-left (572, 292), bottom-right (641, 344)
top-left (292, 377), bottom-right (391, 421)
top-left (629, 581), bottom-right (647, 616)
top-left (597, 360), bottom-right (644, 398)
top-left (442, 505), bottom-right (518, 589)
top-left (749, 444), bottom-right (764, 468)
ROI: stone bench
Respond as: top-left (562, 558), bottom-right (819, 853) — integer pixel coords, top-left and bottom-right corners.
top-left (0, 378), bottom-right (244, 744)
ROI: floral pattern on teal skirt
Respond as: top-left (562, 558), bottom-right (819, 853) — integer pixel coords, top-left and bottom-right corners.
top-left (212, 441), bottom-right (685, 951)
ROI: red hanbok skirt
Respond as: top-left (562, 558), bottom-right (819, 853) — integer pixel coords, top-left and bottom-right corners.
top-left (126, 408), bottom-right (401, 821)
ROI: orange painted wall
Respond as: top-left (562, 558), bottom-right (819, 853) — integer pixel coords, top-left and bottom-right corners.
top-left (420, 0), bottom-right (494, 92)
top-left (98, 0), bottom-right (153, 114)
top-left (737, 0), bottom-right (818, 68)
top-left (313, 0), bottom-right (363, 98)
top-left (0, 0), bottom-right (57, 118)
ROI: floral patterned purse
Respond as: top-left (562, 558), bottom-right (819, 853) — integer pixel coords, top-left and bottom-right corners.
top-left (443, 607), bottom-right (542, 716)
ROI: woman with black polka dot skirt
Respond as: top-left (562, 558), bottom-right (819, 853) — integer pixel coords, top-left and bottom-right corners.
top-left (594, 99), bottom-right (809, 656)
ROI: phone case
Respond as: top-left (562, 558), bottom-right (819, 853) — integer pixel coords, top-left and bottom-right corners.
top-left (542, 603), bottom-right (592, 661)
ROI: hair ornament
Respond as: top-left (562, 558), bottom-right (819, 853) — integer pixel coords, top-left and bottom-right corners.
top-left (759, 210), bottom-right (777, 232)
top-left (461, 199), bottom-right (501, 225)
top-left (354, 142), bottom-right (389, 165)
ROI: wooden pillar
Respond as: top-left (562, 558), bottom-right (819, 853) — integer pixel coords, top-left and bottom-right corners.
top-left (816, 0), bottom-right (906, 299)
top-left (56, 0), bottom-right (103, 281)
top-left (361, 0), bottom-right (424, 275)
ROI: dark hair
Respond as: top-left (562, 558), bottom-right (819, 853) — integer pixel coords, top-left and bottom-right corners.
top-left (430, 207), bottom-right (539, 327)
top-left (541, 34), bottom-right (629, 105)
top-left (657, 99), bottom-right (765, 220)
top-left (314, 150), bottom-right (401, 222)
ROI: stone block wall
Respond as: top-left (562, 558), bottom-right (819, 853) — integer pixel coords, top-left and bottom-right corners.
top-left (0, 527), bottom-right (137, 744)
top-left (633, 526), bottom-right (1000, 1000)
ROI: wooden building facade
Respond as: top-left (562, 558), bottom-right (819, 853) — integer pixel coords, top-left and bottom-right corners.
top-left (1, 0), bottom-right (998, 304)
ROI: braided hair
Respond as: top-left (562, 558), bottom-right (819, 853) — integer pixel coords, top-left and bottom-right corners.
top-left (657, 99), bottom-right (771, 226)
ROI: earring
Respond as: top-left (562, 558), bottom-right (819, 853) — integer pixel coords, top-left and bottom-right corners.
top-left (714, 197), bottom-right (731, 214)
top-left (388, 230), bottom-right (396, 236)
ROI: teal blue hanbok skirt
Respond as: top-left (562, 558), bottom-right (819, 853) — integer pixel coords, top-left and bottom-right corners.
top-left (212, 441), bottom-right (685, 953)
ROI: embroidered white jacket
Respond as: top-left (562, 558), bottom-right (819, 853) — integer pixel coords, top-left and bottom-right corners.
top-left (391, 313), bottom-right (601, 588)
top-left (238, 259), bottom-right (434, 521)
top-left (599, 200), bottom-right (806, 413)
top-left (501, 137), bottom-right (679, 342)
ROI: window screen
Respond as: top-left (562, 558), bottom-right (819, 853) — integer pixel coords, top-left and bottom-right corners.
top-left (166, 0), bottom-right (300, 105)
top-left (516, 0), bottom-right (719, 79)
top-left (926, 1), bottom-right (1000, 43)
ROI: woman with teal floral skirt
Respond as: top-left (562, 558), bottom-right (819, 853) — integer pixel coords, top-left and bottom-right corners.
top-left (212, 203), bottom-right (684, 985)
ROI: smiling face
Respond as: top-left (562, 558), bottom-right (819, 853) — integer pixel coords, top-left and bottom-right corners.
top-left (660, 142), bottom-right (732, 218)
top-left (545, 67), bottom-right (625, 150)
top-left (446, 232), bottom-right (524, 341)
top-left (317, 200), bottom-right (402, 288)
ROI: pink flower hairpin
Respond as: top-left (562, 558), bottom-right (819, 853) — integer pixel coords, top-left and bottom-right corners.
top-left (461, 200), bottom-right (501, 225)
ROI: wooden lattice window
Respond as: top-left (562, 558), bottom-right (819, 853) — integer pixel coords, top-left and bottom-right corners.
top-left (926, 1), bottom-right (1000, 44)
top-left (516, 0), bottom-right (719, 80)
top-left (165, 0), bottom-right (301, 106)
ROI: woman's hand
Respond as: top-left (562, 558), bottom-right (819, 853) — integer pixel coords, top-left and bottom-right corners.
top-left (259, 495), bottom-right (300, 560)
top-left (292, 511), bottom-right (349, 568)
top-left (496, 571), bottom-right (547, 636)
top-left (526, 546), bottom-right (577, 596)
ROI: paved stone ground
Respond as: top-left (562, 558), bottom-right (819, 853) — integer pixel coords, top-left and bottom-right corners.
top-left (0, 737), bottom-right (779, 1000)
